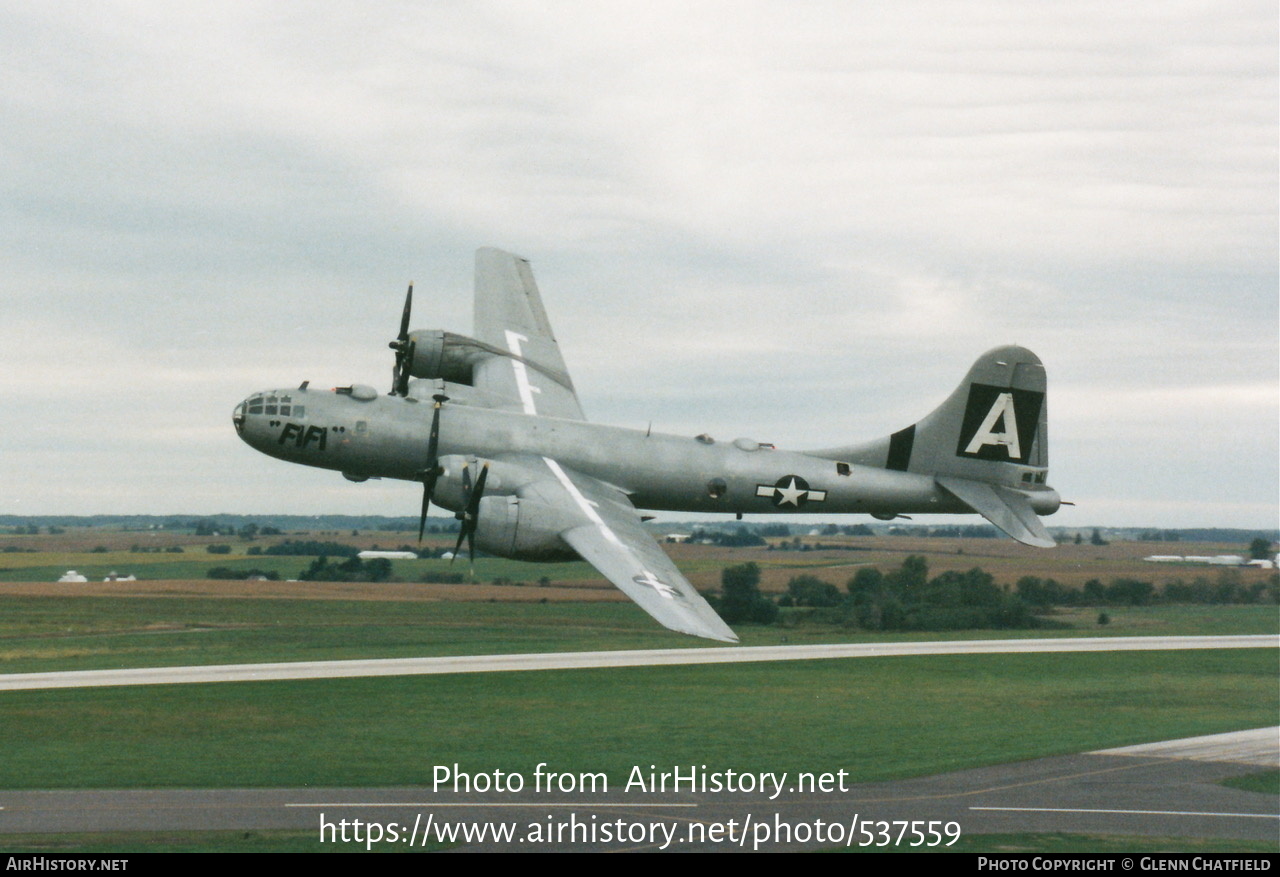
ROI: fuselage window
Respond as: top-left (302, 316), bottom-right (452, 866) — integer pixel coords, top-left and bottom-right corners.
top-left (836, 462), bottom-right (851, 476)
top-left (355, 421), bottom-right (368, 435)
top-left (706, 477), bottom-right (727, 499)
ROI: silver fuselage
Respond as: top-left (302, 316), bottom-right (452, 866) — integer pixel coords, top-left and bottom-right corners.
top-left (234, 385), bottom-right (1059, 518)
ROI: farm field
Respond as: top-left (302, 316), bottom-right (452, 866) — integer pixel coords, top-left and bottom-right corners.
top-left (0, 526), bottom-right (1275, 855)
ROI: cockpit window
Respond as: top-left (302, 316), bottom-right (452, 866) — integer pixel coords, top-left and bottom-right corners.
top-left (244, 394), bottom-right (302, 418)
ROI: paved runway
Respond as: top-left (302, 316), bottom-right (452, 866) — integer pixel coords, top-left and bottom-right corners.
top-left (0, 634), bottom-right (1274, 691)
top-left (1, 728), bottom-right (1275, 851)
top-left (2, 636), bottom-right (1275, 850)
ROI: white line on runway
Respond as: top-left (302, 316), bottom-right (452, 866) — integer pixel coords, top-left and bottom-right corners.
top-left (971, 806), bottom-right (1279, 819)
top-left (0, 635), bottom-right (1274, 692)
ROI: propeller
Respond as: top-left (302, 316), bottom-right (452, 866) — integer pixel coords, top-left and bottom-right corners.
top-left (451, 461), bottom-right (490, 564)
top-left (389, 283), bottom-right (415, 396)
top-left (415, 394), bottom-right (449, 541)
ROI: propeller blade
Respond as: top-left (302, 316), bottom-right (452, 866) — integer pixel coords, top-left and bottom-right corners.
top-left (451, 463), bottom-right (472, 561)
top-left (389, 283), bottom-right (414, 396)
top-left (466, 464), bottom-right (489, 564)
top-left (416, 397), bottom-right (447, 542)
top-left (450, 462), bottom-right (489, 564)
top-left (398, 282), bottom-right (413, 341)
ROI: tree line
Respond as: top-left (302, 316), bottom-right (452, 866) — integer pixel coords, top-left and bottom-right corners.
top-left (710, 557), bottom-right (1278, 632)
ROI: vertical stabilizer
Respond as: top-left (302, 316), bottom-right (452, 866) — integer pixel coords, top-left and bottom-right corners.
top-left (814, 346), bottom-right (1059, 545)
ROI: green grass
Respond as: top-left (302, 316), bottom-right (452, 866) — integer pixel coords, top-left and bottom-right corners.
top-left (0, 830), bottom-right (451, 853)
top-left (0, 599), bottom-right (1274, 675)
top-left (0, 599), bottom-right (711, 674)
top-left (0, 649), bottom-right (1273, 789)
top-left (1221, 769), bottom-right (1280, 796)
top-left (0, 599), bottom-right (1275, 675)
top-left (840, 833), bottom-right (1278, 854)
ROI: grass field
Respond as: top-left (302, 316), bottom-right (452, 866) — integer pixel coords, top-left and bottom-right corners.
top-left (0, 529), bottom-right (1275, 854)
top-left (1, 649), bottom-right (1274, 789)
top-left (0, 592), bottom-right (1274, 675)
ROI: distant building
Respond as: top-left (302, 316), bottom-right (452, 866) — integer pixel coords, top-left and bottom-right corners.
top-left (103, 571), bottom-right (137, 581)
top-left (1142, 555), bottom-right (1248, 567)
top-left (57, 570), bottom-right (87, 583)
top-left (358, 550), bottom-right (418, 560)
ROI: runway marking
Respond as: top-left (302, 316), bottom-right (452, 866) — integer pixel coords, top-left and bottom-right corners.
top-left (971, 806), bottom-right (1280, 820)
top-left (0, 635), bottom-right (1273, 691)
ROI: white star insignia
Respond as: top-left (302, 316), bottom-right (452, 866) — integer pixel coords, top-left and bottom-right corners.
top-left (775, 477), bottom-right (807, 507)
top-left (633, 571), bottom-right (679, 600)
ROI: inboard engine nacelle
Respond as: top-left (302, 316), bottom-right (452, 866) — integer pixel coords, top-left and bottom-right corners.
top-left (472, 495), bottom-right (579, 562)
top-left (403, 330), bottom-right (491, 386)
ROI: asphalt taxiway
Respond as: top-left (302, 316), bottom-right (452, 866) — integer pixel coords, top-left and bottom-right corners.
top-left (1, 728), bottom-right (1275, 851)
top-left (2, 636), bottom-right (1275, 850)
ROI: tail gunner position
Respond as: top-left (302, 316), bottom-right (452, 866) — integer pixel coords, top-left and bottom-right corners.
top-left (235, 248), bottom-right (1060, 642)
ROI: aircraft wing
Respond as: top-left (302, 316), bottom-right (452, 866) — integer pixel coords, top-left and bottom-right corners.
top-left (471, 248), bottom-right (586, 421)
top-left (516, 456), bottom-right (738, 643)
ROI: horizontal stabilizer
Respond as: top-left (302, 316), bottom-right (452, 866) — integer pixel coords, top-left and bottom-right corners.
top-left (936, 476), bottom-right (1056, 548)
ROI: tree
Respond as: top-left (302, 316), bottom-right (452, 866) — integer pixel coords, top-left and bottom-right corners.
top-left (847, 567), bottom-right (885, 601)
top-left (1090, 528), bottom-right (1108, 546)
top-left (719, 563), bottom-right (777, 625)
top-left (785, 575), bottom-right (841, 607)
top-left (1249, 537), bottom-right (1273, 560)
top-left (887, 555), bottom-right (929, 590)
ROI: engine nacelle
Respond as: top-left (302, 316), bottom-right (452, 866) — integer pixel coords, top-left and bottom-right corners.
top-left (405, 330), bottom-right (491, 386)
top-left (472, 495), bottom-right (579, 562)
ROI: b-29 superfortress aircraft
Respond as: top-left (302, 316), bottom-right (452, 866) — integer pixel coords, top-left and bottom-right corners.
top-left (234, 248), bottom-right (1060, 642)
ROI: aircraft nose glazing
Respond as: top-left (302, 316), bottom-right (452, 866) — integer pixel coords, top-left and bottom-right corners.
top-left (232, 401), bottom-right (246, 435)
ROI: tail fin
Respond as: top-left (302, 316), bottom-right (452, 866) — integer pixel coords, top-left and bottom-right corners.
top-left (820, 346), bottom-right (1059, 546)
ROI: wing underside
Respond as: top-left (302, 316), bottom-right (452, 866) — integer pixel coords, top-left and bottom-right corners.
top-left (526, 456), bottom-right (738, 643)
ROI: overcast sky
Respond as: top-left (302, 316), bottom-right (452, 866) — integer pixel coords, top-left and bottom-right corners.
top-left (2, 2), bottom-right (1276, 530)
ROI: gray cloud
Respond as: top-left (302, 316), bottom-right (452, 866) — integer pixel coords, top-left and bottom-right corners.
top-left (1, 1), bottom-right (1274, 527)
